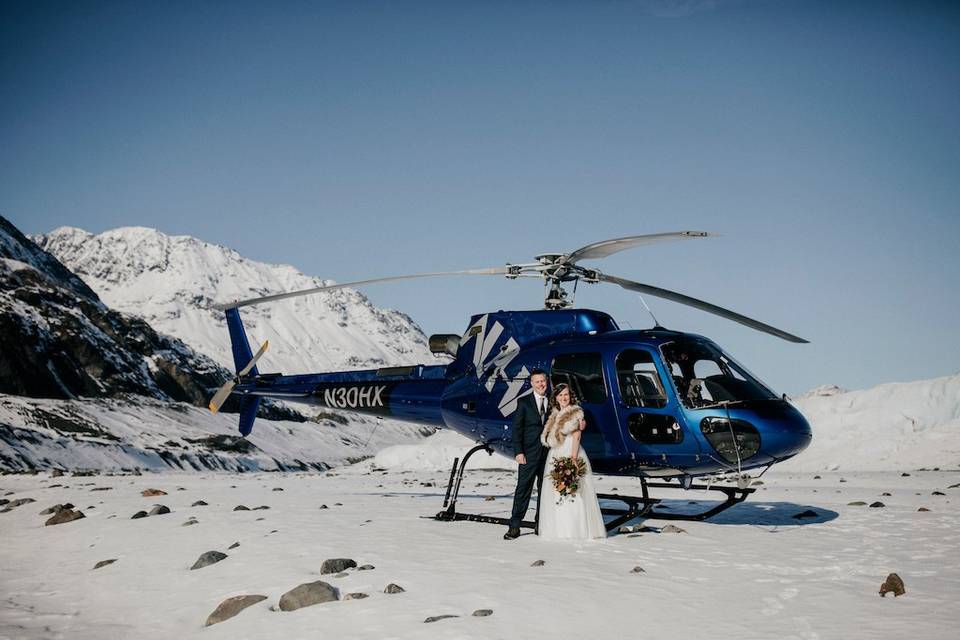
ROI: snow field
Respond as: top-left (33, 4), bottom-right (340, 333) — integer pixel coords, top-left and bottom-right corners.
top-left (1, 467), bottom-right (957, 640)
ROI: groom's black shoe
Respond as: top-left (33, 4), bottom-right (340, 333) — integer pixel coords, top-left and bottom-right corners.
top-left (503, 527), bottom-right (521, 540)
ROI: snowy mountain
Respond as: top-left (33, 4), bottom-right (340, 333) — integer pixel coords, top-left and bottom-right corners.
top-left (33, 226), bottom-right (437, 377)
top-left (782, 374), bottom-right (960, 472)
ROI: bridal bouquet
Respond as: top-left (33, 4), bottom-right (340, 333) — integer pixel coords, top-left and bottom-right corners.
top-left (549, 456), bottom-right (588, 503)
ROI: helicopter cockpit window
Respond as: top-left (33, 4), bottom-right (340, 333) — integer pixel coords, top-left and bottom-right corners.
top-left (615, 349), bottom-right (667, 409)
top-left (661, 340), bottom-right (777, 409)
top-left (550, 352), bottom-right (607, 404)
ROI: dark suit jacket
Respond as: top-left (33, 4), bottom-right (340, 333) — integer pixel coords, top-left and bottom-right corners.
top-left (512, 394), bottom-right (547, 460)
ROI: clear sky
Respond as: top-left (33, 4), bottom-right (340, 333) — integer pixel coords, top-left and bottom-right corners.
top-left (2, 0), bottom-right (958, 396)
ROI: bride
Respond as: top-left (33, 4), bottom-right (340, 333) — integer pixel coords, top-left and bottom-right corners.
top-left (538, 383), bottom-right (607, 541)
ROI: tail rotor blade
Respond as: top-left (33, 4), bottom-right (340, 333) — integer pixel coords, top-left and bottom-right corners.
top-left (209, 341), bottom-right (269, 413)
top-left (208, 380), bottom-right (236, 414)
top-left (239, 340), bottom-right (269, 377)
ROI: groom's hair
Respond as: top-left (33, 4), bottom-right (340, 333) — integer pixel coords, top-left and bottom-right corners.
top-left (530, 368), bottom-right (547, 380)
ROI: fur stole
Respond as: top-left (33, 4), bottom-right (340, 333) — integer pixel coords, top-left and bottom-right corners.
top-left (540, 405), bottom-right (584, 449)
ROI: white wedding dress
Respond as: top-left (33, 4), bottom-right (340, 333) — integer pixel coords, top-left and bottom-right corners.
top-left (539, 434), bottom-right (607, 541)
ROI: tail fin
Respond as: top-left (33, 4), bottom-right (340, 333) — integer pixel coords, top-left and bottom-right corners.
top-left (218, 307), bottom-right (263, 436)
top-left (225, 307), bottom-right (260, 377)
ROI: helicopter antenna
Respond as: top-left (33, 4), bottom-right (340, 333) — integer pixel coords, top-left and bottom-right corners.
top-left (637, 293), bottom-right (661, 329)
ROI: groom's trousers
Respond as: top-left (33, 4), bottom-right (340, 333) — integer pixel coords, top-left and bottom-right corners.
top-left (509, 448), bottom-right (547, 530)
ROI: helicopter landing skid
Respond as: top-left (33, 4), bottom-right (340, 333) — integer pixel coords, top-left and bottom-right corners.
top-left (431, 443), bottom-right (536, 530)
top-left (599, 478), bottom-right (755, 529)
top-left (429, 446), bottom-right (755, 532)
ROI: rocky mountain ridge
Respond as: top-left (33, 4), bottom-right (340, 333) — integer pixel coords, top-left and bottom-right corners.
top-left (0, 217), bottom-right (225, 405)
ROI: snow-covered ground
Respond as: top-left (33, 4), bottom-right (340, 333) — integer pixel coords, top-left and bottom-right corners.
top-left (0, 394), bottom-right (434, 473)
top-left (1, 465), bottom-right (957, 639)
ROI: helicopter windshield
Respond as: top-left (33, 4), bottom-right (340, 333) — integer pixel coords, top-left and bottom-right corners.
top-left (660, 339), bottom-right (778, 409)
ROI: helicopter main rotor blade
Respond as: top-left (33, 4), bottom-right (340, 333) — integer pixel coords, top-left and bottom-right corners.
top-left (597, 273), bottom-right (809, 343)
top-left (565, 231), bottom-right (714, 264)
top-left (212, 268), bottom-right (508, 311)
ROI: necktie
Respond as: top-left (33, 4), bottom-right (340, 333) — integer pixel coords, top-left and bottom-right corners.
top-left (539, 398), bottom-right (546, 424)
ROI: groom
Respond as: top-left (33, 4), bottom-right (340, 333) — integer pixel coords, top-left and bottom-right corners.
top-left (504, 369), bottom-right (550, 540)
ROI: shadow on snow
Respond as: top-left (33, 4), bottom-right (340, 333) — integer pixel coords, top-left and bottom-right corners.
top-left (356, 490), bottom-right (840, 527)
top-left (618, 498), bottom-right (840, 526)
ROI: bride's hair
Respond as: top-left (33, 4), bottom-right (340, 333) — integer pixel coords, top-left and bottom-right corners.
top-left (549, 383), bottom-right (580, 410)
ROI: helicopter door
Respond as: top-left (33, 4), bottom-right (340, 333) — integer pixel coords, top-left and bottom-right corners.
top-left (549, 351), bottom-right (615, 461)
top-left (615, 349), bottom-right (701, 466)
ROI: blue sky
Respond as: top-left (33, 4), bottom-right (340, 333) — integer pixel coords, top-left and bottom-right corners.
top-left (2, 0), bottom-right (958, 395)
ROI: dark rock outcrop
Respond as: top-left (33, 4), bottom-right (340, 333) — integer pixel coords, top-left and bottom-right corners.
top-left (205, 595), bottom-right (267, 626)
top-left (45, 508), bottom-right (85, 525)
top-left (191, 551), bottom-right (228, 570)
top-left (39, 503), bottom-right (66, 515)
top-left (321, 558), bottom-right (357, 574)
top-left (424, 615), bottom-right (458, 623)
top-left (879, 573), bottom-right (905, 597)
top-left (279, 581), bottom-right (339, 611)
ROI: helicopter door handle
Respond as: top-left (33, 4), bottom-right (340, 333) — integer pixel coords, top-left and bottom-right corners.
top-left (463, 401), bottom-right (477, 413)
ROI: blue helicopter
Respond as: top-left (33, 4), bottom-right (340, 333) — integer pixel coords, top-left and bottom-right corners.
top-left (209, 232), bottom-right (811, 530)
